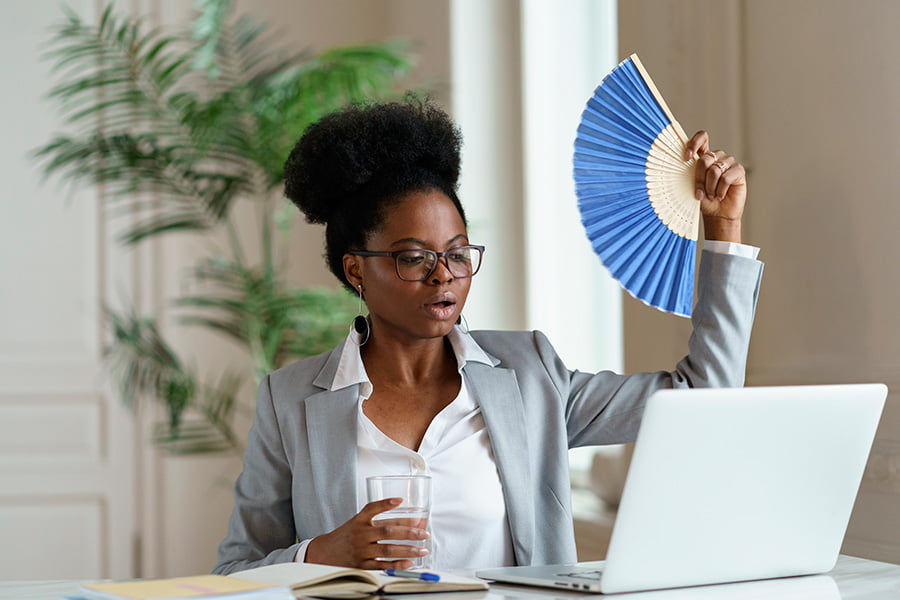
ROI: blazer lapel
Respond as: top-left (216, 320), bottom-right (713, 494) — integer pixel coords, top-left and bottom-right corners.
top-left (464, 361), bottom-right (535, 565)
top-left (304, 344), bottom-right (361, 531)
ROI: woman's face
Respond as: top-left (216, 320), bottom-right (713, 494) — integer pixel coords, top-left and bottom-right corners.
top-left (346, 189), bottom-right (472, 343)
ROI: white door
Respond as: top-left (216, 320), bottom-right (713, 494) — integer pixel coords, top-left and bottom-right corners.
top-left (0, 1), bottom-right (138, 580)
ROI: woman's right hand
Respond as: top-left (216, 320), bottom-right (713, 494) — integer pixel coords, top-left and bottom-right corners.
top-left (305, 498), bottom-right (430, 568)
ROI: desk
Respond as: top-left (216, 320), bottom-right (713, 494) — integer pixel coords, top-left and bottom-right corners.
top-left (1, 555), bottom-right (898, 600)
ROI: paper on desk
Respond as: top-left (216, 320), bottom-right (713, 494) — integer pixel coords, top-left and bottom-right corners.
top-left (78, 574), bottom-right (293, 600)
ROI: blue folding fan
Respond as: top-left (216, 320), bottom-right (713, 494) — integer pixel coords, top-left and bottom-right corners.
top-left (573, 54), bottom-right (698, 317)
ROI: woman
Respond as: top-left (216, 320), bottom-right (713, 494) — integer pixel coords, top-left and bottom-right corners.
top-left (213, 99), bottom-right (763, 574)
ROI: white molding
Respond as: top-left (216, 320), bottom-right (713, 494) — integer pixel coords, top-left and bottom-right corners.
top-left (0, 360), bottom-right (105, 394)
top-left (0, 495), bottom-right (105, 579)
top-left (0, 393), bottom-right (103, 461)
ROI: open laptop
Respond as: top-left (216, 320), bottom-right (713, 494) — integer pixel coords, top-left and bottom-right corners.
top-left (477, 384), bottom-right (887, 594)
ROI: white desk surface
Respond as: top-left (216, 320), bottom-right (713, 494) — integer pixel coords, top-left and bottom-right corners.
top-left (1, 555), bottom-right (897, 600)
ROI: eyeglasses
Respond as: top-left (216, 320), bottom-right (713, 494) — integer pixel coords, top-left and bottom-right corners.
top-left (349, 245), bottom-right (485, 282)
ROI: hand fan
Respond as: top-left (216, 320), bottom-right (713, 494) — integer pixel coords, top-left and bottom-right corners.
top-left (573, 53), bottom-right (698, 317)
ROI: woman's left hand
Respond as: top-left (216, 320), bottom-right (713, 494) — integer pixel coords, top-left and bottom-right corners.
top-left (684, 130), bottom-right (746, 243)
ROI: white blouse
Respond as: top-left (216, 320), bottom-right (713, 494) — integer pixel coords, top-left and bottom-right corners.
top-left (295, 325), bottom-right (515, 569)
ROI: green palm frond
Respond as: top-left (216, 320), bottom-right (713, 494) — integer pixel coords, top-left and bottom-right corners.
top-left (153, 420), bottom-right (235, 455)
top-left (105, 307), bottom-right (196, 444)
top-left (284, 287), bottom-right (358, 361)
top-left (35, 4), bottom-right (249, 244)
top-left (153, 370), bottom-right (242, 454)
top-left (106, 307), bottom-right (243, 453)
top-left (36, 3), bottom-right (413, 247)
top-left (105, 307), bottom-right (188, 409)
top-left (248, 42), bottom-right (414, 185)
top-left (191, 0), bottom-right (233, 79)
top-left (176, 257), bottom-right (356, 381)
top-left (45, 5), bottom-right (191, 130)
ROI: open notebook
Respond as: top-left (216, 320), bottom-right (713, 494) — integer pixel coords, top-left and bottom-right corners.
top-left (230, 562), bottom-right (487, 598)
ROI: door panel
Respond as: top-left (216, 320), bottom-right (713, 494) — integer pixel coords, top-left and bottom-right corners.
top-left (0, 0), bottom-right (137, 580)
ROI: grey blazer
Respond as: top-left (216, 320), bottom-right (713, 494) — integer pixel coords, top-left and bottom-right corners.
top-left (214, 251), bottom-right (763, 574)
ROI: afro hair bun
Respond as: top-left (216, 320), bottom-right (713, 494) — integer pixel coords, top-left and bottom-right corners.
top-left (283, 98), bottom-right (463, 225)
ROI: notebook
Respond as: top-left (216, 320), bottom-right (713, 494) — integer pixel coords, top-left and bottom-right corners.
top-left (477, 384), bottom-right (886, 594)
top-left (228, 562), bottom-right (487, 598)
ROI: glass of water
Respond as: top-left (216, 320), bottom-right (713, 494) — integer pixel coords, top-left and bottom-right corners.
top-left (366, 475), bottom-right (432, 568)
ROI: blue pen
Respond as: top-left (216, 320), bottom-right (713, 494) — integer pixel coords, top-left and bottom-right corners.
top-left (384, 569), bottom-right (441, 582)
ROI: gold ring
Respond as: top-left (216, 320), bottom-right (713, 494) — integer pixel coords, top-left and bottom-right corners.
top-left (714, 161), bottom-right (728, 172)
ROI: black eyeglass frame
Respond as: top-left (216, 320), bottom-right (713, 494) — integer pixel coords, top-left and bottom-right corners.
top-left (348, 245), bottom-right (485, 282)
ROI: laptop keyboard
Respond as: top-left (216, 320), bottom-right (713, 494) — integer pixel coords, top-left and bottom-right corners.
top-left (556, 569), bottom-right (604, 581)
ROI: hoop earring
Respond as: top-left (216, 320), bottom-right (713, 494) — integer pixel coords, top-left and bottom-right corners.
top-left (353, 284), bottom-right (370, 346)
top-left (456, 312), bottom-right (469, 334)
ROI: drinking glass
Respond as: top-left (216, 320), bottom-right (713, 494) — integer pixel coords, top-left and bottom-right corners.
top-left (366, 475), bottom-right (432, 568)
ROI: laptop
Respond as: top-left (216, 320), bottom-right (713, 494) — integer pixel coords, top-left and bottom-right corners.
top-left (477, 384), bottom-right (887, 594)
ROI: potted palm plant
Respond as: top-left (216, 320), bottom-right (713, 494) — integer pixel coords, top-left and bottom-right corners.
top-left (35, 0), bottom-right (414, 453)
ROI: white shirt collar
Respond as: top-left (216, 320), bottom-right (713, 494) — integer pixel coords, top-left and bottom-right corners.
top-left (330, 324), bottom-right (493, 393)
